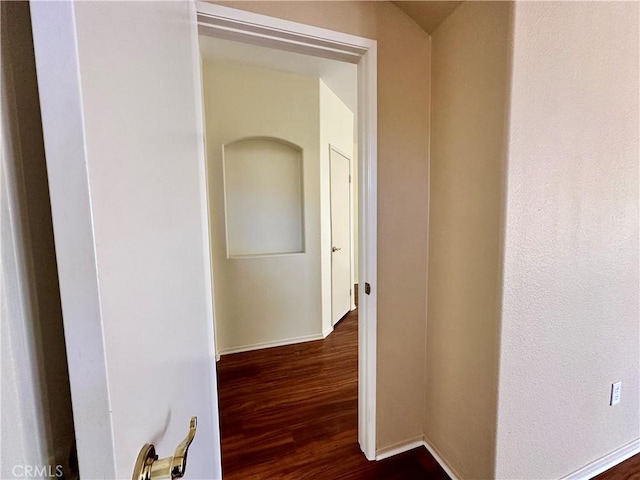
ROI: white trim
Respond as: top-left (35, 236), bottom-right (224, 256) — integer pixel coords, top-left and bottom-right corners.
top-left (357, 38), bottom-right (378, 461)
top-left (561, 439), bottom-right (640, 480)
top-left (323, 325), bottom-right (334, 338)
top-left (189, 4), bottom-right (224, 476)
top-left (218, 333), bottom-right (326, 356)
top-left (328, 144), bottom-right (353, 161)
top-left (375, 436), bottom-right (425, 461)
top-left (419, 437), bottom-right (640, 480)
top-left (196, 3), bottom-right (368, 64)
top-left (196, 2), bottom-right (378, 461)
top-left (29, 3), bottom-right (117, 477)
top-left (423, 438), bottom-right (462, 480)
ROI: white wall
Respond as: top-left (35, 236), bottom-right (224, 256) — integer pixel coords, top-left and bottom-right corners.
top-left (204, 61), bottom-right (356, 353)
top-left (319, 80), bottom-right (355, 329)
top-left (427, 2), bottom-right (512, 477)
top-left (204, 61), bottom-right (324, 352)
top-left (496, 2), bottom-right (640, 478)
top-left (223, 139), bottom-right (304, 257)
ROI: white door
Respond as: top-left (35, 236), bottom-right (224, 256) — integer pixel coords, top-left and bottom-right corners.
top-left (330, 147), bottom-right (352, 325)
top-left (30, 2), bottom-right (221, 479)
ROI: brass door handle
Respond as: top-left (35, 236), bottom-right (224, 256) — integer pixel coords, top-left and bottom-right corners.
top-left (332, 246), bottom-right (341, 252)
top-left (132, 417), bottom-right (197, 480)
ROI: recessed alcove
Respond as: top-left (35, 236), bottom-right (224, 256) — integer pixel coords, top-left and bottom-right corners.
top-left (222, 137), bottom-right (304, 257)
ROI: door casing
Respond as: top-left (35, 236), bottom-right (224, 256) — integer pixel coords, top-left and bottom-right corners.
top-left (196, 2), bottom-right (378, 460)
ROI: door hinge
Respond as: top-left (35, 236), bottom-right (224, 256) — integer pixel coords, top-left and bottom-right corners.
top-left (365, 283), bottom-right (371, 295)
top-left (349, 175), bottom-right (352, 183)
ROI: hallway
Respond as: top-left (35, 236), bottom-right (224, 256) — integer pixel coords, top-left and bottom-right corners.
top-left (216, 308), bottom-right (450, 479)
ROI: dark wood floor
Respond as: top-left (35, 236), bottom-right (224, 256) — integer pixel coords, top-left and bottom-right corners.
top-left (216, 308), bottom-right (640, 479)
top-left (216, 308), bottom-right (450, 479)
top-left (596, 454), bottom-right (640, 480)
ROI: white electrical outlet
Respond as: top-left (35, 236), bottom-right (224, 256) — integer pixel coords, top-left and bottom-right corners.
top-left (610, 381), bottom-right (622, 406)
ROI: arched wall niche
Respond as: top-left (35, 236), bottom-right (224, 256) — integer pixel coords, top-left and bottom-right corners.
top-left (222, 136), bottom-right (305, 257)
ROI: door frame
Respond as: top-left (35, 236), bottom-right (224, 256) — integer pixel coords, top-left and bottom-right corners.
top-left (196, 2), bottom-right (378, 461)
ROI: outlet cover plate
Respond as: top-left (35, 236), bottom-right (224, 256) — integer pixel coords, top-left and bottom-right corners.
top-left (611, 381), bottom-right (622, 406)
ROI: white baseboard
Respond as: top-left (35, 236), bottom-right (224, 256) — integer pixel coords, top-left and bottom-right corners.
top-left (323, 325), bottom-right (334, 338)
top-left (561, 438), bottom-right (640, 480)
top-left (218, 332), bottom-right (325, 356)
top-left (423, 437), bottom-right (461, 480)
top-left (375, 436), bottom-right (638, 480)
top-left (375, 436), bottom-right (425, 461)
top-left (376, 437), bottom-right (640, 480)
top-left (375, 436), bottom-right (460, 480)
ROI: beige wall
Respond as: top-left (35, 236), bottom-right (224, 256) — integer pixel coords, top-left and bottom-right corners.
top-left (427, 2), bottom-right (512, 478)
top-left (496, 2), bottom-right (640, 478)
top-left (430, 2), bottom-right (640, 478)
top-left (6, 2), bottom-right (636, 477)
top-left (1, 1), bottom-right (75, 476)
top-left (213, 1), bottom-right (431, 450)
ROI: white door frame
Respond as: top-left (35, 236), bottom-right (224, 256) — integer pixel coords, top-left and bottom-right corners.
top-left (196, 2), bottom-right (378, 461)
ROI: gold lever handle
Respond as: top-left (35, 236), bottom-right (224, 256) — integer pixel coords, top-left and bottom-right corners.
top-left (132, 417), bottom-right (197, 480)
top-left (332, 246), bottom-right (341, 252)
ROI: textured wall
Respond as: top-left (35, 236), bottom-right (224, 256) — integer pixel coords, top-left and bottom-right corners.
top-left (427, 2), bottom-right (513, 478)
top-left (212, 1), bottom-right (431, 450)
top-left (496, 2), bottom-right (640, 478)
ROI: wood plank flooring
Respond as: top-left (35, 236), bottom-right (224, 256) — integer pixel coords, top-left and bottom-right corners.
top-left (216, 308), bottom-right (450, 479)
top-left (596, 454), bottom-right (640, 480)
top-left (216, 308), bottom-right (640, 479)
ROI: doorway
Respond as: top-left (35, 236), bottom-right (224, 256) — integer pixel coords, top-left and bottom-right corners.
top-left (199, 34), bottom-right (361, 475)
top-left (197, 2), bottom-right (378, 461)
top-left (199, 39), bottom-right (357, 352)
top-left (330, 145), bottom-right (353, 326)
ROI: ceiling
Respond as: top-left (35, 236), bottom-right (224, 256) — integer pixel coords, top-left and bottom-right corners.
top-left (199, 36), bottom-right (357, 114)
top-left (392, 1), bottom-right (462, 34)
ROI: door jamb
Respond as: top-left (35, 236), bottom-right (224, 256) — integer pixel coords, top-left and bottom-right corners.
top-left (195, 2), bottom-right (378, 461)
